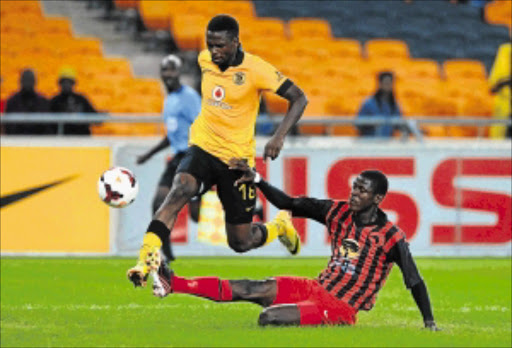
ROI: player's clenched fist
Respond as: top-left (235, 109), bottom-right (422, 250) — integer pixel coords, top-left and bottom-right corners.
top-left (228, 158), bottom-right (256, 186)
top-left (263, 135), bottom-right (284, 161)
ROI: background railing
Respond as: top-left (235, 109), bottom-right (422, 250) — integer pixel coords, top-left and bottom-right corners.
top-left (1, 113), bottom-right (511, 141)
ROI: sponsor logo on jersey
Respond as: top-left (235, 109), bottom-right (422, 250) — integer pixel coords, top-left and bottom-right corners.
top-left (207, 86), bottom-right (232, 109)
top-left (212, 86), bottom-right (225, 101)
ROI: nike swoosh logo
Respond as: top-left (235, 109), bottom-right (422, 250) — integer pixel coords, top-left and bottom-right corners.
top-left (0, 175), bottom-right (78, 208)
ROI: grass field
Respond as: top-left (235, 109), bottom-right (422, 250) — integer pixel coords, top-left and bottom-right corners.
top-left (1, 257), bottom-right (511, 347)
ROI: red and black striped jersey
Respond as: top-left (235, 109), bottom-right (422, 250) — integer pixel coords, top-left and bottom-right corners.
top-left (314, 200), bottom-right (411, 311)
top-left (256, 180), bottom-right (429, 319)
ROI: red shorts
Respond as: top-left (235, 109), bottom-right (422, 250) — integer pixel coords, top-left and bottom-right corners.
top-left (272, 276), bottom-right (357, 326)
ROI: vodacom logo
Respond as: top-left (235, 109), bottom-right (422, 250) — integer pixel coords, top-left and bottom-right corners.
top-left (212, 86), bottom-right (225, 101)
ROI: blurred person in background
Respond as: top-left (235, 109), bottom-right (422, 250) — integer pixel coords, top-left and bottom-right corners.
top-left (136, 54), bottom-right (202, 261)
top-left (4, 69), bottom-right (51, 135)
top-left (488, 42), bottom-right (511, 139)
top-left (50, 67), bottom-right (97, 135)
top-left (356, 71), bottom-right (403, 137)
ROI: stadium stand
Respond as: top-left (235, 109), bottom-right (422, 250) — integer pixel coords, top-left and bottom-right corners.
top-left (0, 0), bottom-right (165, 136)
top-left (2, 0), bottom-right (509, 138)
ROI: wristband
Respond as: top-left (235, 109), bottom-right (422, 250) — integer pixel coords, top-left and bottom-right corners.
top-left (254, 172), bottom-right (261, 183)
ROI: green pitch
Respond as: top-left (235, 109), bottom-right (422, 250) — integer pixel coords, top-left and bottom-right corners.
top-left (1, 257), bottom-right (510, 347)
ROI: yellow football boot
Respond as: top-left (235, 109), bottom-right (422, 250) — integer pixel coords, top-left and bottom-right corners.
top-left (127, 233), bottom-right (162, 287)
top-left (275, 211), bottom-right (301, 255)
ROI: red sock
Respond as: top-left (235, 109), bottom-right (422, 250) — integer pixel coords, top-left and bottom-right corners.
top-left (172, 276), bottom-right (233, 301)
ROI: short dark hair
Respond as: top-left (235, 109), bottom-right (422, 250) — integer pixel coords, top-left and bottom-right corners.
top-left (360, 170), bottom-right (388, 196)
top-left (378, 71), bottom-right (394, 82)
top-left (207, 15), bottom-right (239, 38)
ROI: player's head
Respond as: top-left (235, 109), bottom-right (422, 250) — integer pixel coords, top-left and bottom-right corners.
top-left (20, 69), bottom-right (36, 92)
top-left (206, 15), bottom-right (240, 67)
top-left (377, 71), bottom-right (394, 94)
top-left (349, 170), bottom-right (388, 211)
top-left (58, 67), bottom-right (77, 94)
top-left (160, 54), bottom-right (182, 92)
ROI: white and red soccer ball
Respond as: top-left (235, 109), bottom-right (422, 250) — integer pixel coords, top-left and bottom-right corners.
top-left (97, 167), bottom-right (139, 208)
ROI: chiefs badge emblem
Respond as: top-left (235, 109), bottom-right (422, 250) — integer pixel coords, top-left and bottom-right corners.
top-left (233, 72), bottom-right (246, 85)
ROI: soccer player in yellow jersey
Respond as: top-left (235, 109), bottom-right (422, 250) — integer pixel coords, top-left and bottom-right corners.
top-left (128, 15), bottom-right (308, 287)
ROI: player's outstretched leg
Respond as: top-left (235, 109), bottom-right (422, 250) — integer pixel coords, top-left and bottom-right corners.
top-left (225, 210), bottom-right (300, 255)
top-left (152, 262), bottom-right (277, 306)
top-left (127, 173), bottom-right (198, 287)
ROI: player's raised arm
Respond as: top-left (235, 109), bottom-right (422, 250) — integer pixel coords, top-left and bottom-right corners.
top-left (389, 240), bottom-right (441, 331)
top-left (264, 82), bottom-right (308, 161)
top-left (229, 159), bottom-right (332, 224)
top-left (136, 137), bottom-right (170, 165)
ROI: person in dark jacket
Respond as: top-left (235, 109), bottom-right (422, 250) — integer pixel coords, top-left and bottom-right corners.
top-left (50, 67), bottom-right (97, 135)
top-left (5, 69), bottom-right (51, 135)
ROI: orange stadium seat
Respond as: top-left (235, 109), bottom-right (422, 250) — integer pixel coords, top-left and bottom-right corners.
top-left (485, 0), bottom-right (512, 28)
top-left (138, 0), bottom-right (173, 30)
top-left (0, 0), bottom-right (42, 17)
top-left (114, 0), bottom-right (139, 10)
top-left (288, 18), bottom-right (332, 40)
top-left (300, 96), bottom-right (328, 135)
top-left (41, 17), bottom-right (73, 36)
top-left (217, 1), bottom-right (256, 18)
top-left (172, 15), bottom-right (210, 51)
top-left (366, 39), bottom-right (410, 60)
top-left (100, 57), bottom-right (133, 77)
top-left (0, 15), bottom-right (45, 34)
top-left (125, 78), bottom-right (163, 97)
top-left (242, 18), bottom-right (287, 41)
top-left (263, 92), bottom-right (288, 114)
top-left (404, 59), bottom-right (441, 80)
top-left (443, 59), bottom-right (487, 81)
top-left (288, 39), bottom-right (331, 61)
top-left (324, 39), bottom-right (363, 60)
top-left (447, 95), bottom-right (494, 137)
top-left (58, 38), bottom-right (103, 57)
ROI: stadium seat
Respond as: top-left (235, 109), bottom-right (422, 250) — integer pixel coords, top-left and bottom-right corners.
top-left (324, 39), bottom-right (363, 60)
top-left (218, 1), bottom-right (256, 18)
top-left (241, 18), bottom-right (287, 42)
top-left (171, 15), bottom-right (210, 51)
top-left (138, 0), bottom-right (173, 31)
top-left (485, 0), bottom-right (512, 28)
top-left (114, 0), bottom-right (139, 10)
top-left (58, 38), bottom-right (103, 57)
top-left (443, 59), bottom-right (487, 81)
top-left (125, 78), bottom-right (163, 97)
top-left (287, 39), bottom-right (331, 61)
top-left (299, 96), bottom-right (328, 135)
top-left (41, 17), bottom-right (73, 36)
top-left (405, 59), bottom-right (441, 80)
top-left (263, 92), bottom-right (288, 114)
top-left (365, 39), bottom-right (410, 60)
top-left (0, 0), bottom-right (42, 17)
top-left (288, 18), bottom-right (332, 39)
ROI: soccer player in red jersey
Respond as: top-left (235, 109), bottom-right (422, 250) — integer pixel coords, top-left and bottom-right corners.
top-left (149, 160), bottom-right (440, 330)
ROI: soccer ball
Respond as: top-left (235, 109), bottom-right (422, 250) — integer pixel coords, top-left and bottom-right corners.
top-left (97, 167), bottom-right (139, 208)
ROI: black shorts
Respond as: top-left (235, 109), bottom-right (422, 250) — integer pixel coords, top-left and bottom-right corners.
top-left (158, 152), bottom-right (187, 187)
top-left (176, 145), bottom-right (256, 224)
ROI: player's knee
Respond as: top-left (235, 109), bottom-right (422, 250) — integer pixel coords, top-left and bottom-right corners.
top-left (227, 238), bottom-right (252, 253)
top-left (258, 308), bottom-right (280, 326)
top-left (170, 174), bottom-right (197, 200)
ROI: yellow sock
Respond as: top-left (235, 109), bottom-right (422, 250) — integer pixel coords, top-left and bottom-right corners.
top-left (263, 221), bottom-right (280, 245)
top-left (138, 232), bottom-right (162, 262)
